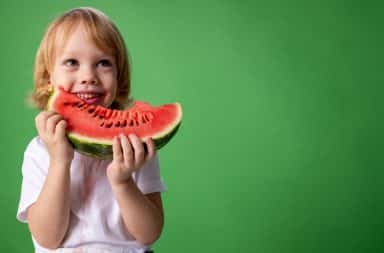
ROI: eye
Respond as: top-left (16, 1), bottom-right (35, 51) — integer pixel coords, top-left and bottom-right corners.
top-left (97, 59), bottom-right (113, 67)
top-left (63, 59), bottom-right (78, 67)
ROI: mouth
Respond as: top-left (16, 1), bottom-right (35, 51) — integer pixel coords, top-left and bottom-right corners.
top-left (75, 92), bottom-right (104, 105)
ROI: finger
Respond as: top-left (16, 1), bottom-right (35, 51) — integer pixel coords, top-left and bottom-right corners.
top-left (129, 134), bottom-right (145, 167)
top-left (144, 137), bottom-right (156, 160)
top-left (35, 114), bottom-right (45, 136)
top-left (46, 114), bottom-right (65, 134)
top-left (35, 111), bottom-right (55, 132)
top-left (55, 120), bottom-right (68, 138)
top-left (112, 136), bottom-right (123, 163)
top-left (120, 134), bottom-right (134, 168)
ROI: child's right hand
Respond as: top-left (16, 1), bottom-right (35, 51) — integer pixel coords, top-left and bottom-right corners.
top-left (35, 111), bottom-right (74, 167)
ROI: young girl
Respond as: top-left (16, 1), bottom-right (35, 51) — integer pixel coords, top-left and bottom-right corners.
top-left (17, 7), bottom-right (167, 253)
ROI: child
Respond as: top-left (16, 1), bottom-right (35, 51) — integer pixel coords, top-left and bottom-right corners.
top-left (17, 7), bottom-right (167, 253)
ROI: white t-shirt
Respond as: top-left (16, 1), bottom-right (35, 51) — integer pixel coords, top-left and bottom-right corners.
top-left (17, 137), bottom-right (167, 253)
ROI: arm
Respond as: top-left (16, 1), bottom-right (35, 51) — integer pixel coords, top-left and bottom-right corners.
top-left (27, 162), bottom-right (71, 249)
top-left (112, 183), bottom-right (164, 245)
top-left (27, 111), bottom-right (73, 249)
top-left (107, 134), bottom-right (165, 245)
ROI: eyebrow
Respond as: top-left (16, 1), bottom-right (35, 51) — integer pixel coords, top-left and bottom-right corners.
top-left (61, 50), bottom-right (112, 58)
top-left (61, 51), bottom-right (113, 59)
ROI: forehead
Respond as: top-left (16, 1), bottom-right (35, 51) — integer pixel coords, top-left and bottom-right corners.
top-left (52, 21), bottom-right (115, 59)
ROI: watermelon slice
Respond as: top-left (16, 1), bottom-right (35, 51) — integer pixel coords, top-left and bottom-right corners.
top-left (47, 87), bottom-right (182, 159)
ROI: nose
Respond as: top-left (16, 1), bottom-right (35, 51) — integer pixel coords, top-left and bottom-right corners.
top-left (80, 66), bottom-right (98, 85)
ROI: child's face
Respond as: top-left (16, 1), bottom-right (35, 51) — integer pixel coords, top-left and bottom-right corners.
top-left (49, 25), bottom-right (117, 107)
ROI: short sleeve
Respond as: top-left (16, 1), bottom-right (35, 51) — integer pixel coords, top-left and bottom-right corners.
top-left (16, 137), bottom-right (49, 223)
top-left (133, 154), bottom-right (167, 194)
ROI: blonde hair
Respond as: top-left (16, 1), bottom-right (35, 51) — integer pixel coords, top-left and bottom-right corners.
top-left (31, 7), bottom-right (131, 109)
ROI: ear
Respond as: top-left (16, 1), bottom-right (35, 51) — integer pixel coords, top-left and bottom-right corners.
top-left (46, 76), bottom-right (53, 93)
top-left (47, 84), bottom-right (53, 93)
top-left (44, 73), bottom-right (51, 88)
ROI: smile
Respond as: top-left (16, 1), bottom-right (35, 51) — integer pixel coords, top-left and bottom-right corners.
top-left (75, 92), bottom-right (104, 104)
top-left (76, 92), bottom-right (102, 100)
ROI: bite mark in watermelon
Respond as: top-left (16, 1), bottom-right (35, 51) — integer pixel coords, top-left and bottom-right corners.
top-left (47, 87), bottom-right (182, 159)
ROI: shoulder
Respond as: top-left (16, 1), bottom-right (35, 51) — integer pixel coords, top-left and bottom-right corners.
top-left (143, 153), bottom-right (160, 169)
top-left (136, 154), bottom-right (160, 175)
top-left (23, 136), bottom-right (49, 160)
top-left (19, 136), bottom-right (50, 178)
top-left (133, 153), bottom-right (168, 193)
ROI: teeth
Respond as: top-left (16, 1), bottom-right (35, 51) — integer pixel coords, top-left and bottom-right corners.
top-left (76, 93), bottom-right (100, 100)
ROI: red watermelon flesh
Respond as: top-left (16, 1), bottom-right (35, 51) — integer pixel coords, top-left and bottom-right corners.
top-left (47, 87), bottom-right (182, 159)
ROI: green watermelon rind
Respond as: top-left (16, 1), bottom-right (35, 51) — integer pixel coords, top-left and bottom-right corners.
top-left (68, 122), bottom-right (181, 159)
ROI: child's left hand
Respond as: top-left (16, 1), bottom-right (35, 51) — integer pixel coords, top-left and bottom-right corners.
top-left (106, 134), bottom-right (155, 186)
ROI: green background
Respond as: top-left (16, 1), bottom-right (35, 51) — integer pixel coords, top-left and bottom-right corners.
top-left (1, 0), bottom-right (383, 252)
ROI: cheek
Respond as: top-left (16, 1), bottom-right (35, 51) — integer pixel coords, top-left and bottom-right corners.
top-left (102, 73), bottom-right (118, 95)
top-left (105, 82), bottom-right (117, 102)
top-left (53, 83), bottom-right (73, 92)
top-left (50, 69), bottom-right (74, 91)
top-left (111, 82), bottom-right (118, 97)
